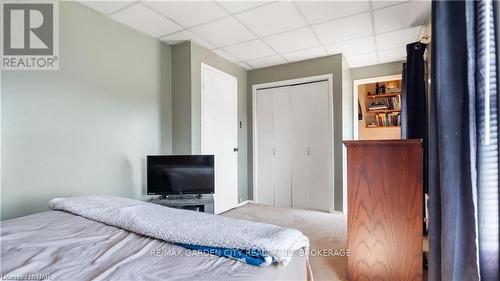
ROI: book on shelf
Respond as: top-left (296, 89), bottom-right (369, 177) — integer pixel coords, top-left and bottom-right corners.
top-left (390, 95), bottom-right (401, 109)
top-left (385, 88), bottom-right (401, 93)
top-left (369, 104), bottom-right (388, 110)
top-left (374, 112), bottom-right (401, 127)
top-left (368, 96), bottom-right (401, 111)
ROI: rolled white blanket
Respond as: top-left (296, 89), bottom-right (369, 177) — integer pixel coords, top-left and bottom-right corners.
top-left (48, 195), bottom-right (309, 266)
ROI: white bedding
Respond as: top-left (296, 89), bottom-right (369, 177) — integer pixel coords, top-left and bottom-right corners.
top-left (48, 196), bottom-right (309, 266)
top-left (1, 210), bottom-right (312, 281)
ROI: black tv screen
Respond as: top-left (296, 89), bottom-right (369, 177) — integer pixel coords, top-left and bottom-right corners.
top-left (147, 155), bottom-right (214, 195)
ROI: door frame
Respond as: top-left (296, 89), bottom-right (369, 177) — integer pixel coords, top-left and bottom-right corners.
top-left (252, 74), bottom-right (334, 211)
top-left (352, 74), bottom-right (402, 140)
top-left (200, 63), bottom-right (238, 213)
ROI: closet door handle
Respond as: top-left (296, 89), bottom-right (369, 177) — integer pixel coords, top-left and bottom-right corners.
top-left (272, 147), bottom-right (276, 156)
top-left (306, 146), bottom-right (310, 156)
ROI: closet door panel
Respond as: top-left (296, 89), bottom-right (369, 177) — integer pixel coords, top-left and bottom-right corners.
top-left (272, 87), bottom-right (292, 208)
top-left (290, 86), bottom-right (311, 209)
top-left (306, 81), bottom-right (332, 212)
top-left (255, 89), bottom-right (274, 205)
top-left (290, 81), bottom-right (332, 211)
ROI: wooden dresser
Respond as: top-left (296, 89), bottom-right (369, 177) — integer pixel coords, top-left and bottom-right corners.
top-left (343, 140), bottom-right (423, 281)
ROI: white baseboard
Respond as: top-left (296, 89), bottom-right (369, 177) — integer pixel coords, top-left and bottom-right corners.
top-left (236, 200), bottom-right (255, 207)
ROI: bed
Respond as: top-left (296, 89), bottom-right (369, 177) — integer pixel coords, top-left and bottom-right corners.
top-left (1, 201), bottom-right (312, 281)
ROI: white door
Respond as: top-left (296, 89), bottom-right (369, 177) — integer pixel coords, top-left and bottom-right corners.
top-left (302, 81), bottom-right (332, 212)
top-left (290, 81), bottom-right (332, 212)
top-left (255, 88), bottom-right (274, 205)
top-left (201, 64), bottom-right (238, 214)
top-left (272, 87), bottom-right (292, 208)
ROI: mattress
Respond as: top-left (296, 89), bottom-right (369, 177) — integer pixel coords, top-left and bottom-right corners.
top-left (1, 210), bottom-right (311, 281)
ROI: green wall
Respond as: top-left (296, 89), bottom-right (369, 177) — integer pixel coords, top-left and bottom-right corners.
top-left (247, 54), bottom-right (346, 211)
top-left (351, 61), bottom-right (404, 81)
top-left (171, 42), bottom-right (192, 154)
top-left (1, 2), bottom-right (172, 220)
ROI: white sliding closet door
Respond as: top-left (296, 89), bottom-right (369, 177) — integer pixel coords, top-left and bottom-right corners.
top-left (272, 87), bottom-right (292, 208)
top-left (290, 81), bottom-right (332, 212)
top-left (290, 85), bottom-right (311, 210)
top-left (201, 64), bottom-right (238, 214)
top-left (255, 89), bottom-right (274, 205)
top-left (254, 78), bottom-right (332, 212)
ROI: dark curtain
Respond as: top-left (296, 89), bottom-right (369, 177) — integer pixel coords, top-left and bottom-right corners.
top-left (402, 43), bottom-right (428, 197)
top-left (430, 1), bottom-right (499, 281)
top-left (401, 61), bottom-right (407, 122)
top-left (474, 1), bottom-right (499, 280)
top-left (402, 42), bottom-right (428, 141)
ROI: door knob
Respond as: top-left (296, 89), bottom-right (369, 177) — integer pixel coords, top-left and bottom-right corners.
top-left (233, 147), bottom-right (239, 152)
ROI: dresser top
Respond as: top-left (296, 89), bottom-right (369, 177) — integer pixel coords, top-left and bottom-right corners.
top-left (343, 139), bottom-right (422, 147)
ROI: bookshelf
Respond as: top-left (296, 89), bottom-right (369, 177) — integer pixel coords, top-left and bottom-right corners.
top-left (359, 79), bottom-right (402, 129)
top-left (366, 109), bottom-right (401, 114)
top-left (367, 92), bottom-right (401, 98)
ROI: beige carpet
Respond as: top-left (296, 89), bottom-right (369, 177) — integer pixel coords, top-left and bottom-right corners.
top-left (223, 203), bottom-right (347, 281)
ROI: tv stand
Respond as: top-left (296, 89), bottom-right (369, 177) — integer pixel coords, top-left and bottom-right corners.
top-left (160, 194), bottom-right (202, 200)
top-left (149, 194), bottom-right (214, 214)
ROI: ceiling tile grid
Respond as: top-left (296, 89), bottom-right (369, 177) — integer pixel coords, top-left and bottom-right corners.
top-left (77, 0), bottom-right (431, 69)
top-left (222, 39), bottom-right (276, 61)
top-left (246, 55), bottom-right (287, 69)
top-left (235, 1), bottom-right (308, 37)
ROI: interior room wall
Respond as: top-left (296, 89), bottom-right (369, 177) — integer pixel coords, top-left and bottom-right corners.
top-left (171, 42), bottom-right (192, 154)
top-left (247, 54), bottom-right (345, 212)
top-left (0, 2), bottom-right (172, 220)
top-left (351, 61), bottom-right (404, 80)
top-left (171, 42), bottom-right (249, 203)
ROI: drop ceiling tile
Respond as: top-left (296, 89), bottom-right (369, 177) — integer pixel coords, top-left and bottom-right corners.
top-left (144, 1), bottom-right (228, 28)
top-left (190, 17), bottom-right (256, 47)
top-left (378, 47), bottom-right (406, 63)
top-left (77, 0), bottom-right (135, 15)
top-left (376, 25), bottom-right (422, 50)
top-left (296, 1), bottom-right (370, 24)
top-left (212, 49), bottom-right (239, 63)
top-left (110, 3), bottom-right (182, 37)
top-left (282, 46), bottom-right (327, 62)
top-left (237, 61), bottom-right (253, 70)
top-left (373, 0), bottom-right (408, 10)
top-left (235, 1), bottom-right (308, 37)
top-left (216, 1), bottom-right (269, 13)
top-left (222, 39), bottom-right (275, 61)
top-left (374, 1), bottom-right (430, 33)
top-left (345, 52), bottom-right (378, 68)
top-left (313, 12), bottom-right (373, 44)
top-left (160, 30), bottom-right (215, 50)
top-left (246, 55), bottom-right (287, 69)
top-left (325, 36), bottom-right (376, 56)
top-left (372, 1), bottom-right (407, 10)
top-left (263, 28), bottom-right (320, 53)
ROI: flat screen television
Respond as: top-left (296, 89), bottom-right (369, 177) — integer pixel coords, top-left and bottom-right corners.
top-left (147, 155), bottom-right (215, 195)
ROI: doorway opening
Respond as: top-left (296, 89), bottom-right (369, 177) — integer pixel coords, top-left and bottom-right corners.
top-left (353, 74), bottom-right (403, 140)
